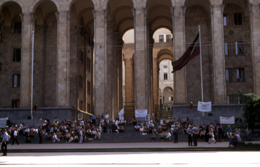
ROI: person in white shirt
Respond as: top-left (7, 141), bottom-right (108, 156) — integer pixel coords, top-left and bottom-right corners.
top-left (91, 129), bottom-right (97, 139)
top-left (165, 131), bottom-right (171, 140)
top-left (105, 113), bottom-right (109, 120)
top-left (52, 133), bottom-right (60, 142)
top-left (12, 128), bottom-right (19, 145)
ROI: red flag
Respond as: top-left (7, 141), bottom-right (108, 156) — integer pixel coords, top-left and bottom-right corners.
top-left (172, 33), bottom-right (200, 72)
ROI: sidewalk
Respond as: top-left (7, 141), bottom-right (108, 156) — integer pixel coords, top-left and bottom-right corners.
top-left (7, 141), bottom-right (260, 152)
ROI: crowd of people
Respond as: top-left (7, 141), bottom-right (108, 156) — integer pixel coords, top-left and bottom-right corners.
top-left (132, 117), bottom-right (246, 147)
top-left (0, 116), bottom-right (251, 148)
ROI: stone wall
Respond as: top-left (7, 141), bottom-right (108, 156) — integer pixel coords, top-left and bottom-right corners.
top-left (172, 104), bottom-right (244, 125)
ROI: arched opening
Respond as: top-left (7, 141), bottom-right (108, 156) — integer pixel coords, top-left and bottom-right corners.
top-left (69, 0), bottom-right (94, 113)
top-left (33, 0), bottom-right (58, 107)
top-left (0, 1), bottom-right (22, 108)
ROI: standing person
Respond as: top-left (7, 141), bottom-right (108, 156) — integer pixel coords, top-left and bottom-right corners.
top-left (1, 129), bottom-right (9, 156)
top-left (217, 124), bottom-right (223, 142)
top-left (79, 129), bottom-right (83, 144)
top-left (11, 128), bottom-right (19, 145)
top-left (192, 125), bottom-right (199, 146)
top-left (187, 125), bottom-right (193, 146)
top-left (6, 117), bottom-right (11, 127)
top-left (91, 114), bottom-right (96, 126)
top-left (173, 125), bottom-right (179, 143)
top-left (245, 126), bottom-right (252, 141)
top-left (208, 127), bottom-right (216, 144)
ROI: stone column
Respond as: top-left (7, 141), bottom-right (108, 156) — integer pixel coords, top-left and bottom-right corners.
top-left (113, 32), bottom-right (119, 117)
top-left (153, 58), bottom-right (159, 107)
top-left (118, 40), bottom-right (124, 110)
top-left (20, 13), bottom-right (35, 107)
top-left (93, 10), bottom-right (107, 115)
top-left (249, 3), bottom-right (260, 96)
top-left (133, 8), bottom-right (149, 110)
top-left (171, 6), bottom-right (187, 104)
top-left (105, 21), bottom-right (114, 118)
top-left (210, 4), bottom-right (226, 103)
top-left (56, 11), bottom-right (70, 107)
top-left (124, 57), bottom-right (134, 104)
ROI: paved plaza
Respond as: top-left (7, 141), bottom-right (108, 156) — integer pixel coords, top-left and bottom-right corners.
top-left (1, 151), bottom-right (260, 167)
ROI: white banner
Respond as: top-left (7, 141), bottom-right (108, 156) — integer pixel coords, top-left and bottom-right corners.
top-left (135, 109), bottom-right (147, 118)
top-left (0, 117), bottom-right (8, 128)
top-left (78, 113), bottom-right (83, 120)
top-left (119, 108), bottom-right (124, 121)
top-left (197, 101), bottom-right (212, 112)
top-left (220, 116), bottom-right (235, 124)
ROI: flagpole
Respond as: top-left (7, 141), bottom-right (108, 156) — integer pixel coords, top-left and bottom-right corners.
top-left (31, 31), bottom-right (35, 120)
top-left (199, 25), bottom-right (204, 116)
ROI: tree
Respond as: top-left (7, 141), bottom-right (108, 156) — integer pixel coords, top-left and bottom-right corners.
top-left (239, 93), bottom-right (260, 129)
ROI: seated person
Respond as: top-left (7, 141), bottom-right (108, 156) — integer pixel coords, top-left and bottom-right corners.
top-left (158, 125), bottom-right (162, 133)
top-left (139, 126), bottom-right (144, 134)
top-left (52, 133), bottom-right (60, 142)
top-left (46, 132), bottom-right (52, 141)
top-left (96, 130), bottom-right (101, 139)
top-left (25, 134), bottom-right (32, 143)
top-left (69, 136), bottom-right (74, 143)
top-left (160, 132), bottom-right (165, 141)
top-left (162, 125), bottom-right (168, 132)
top-left (134, 124), bottom-right (140, 131)
top-left (229, 132), bottom-right (242, 147)
top-left (91, 128), bottom-right (97, 139)
top-left (65, 131), bottom-right (71, 143)
top-left (119, 126), bottom-right (124, 133)
top-left (86, 128), bottom-right (92, 137)
top-left (132, 119), bottom-right (137, 125)
top-left (74, 135), bottom-right (79, 142)
top-left (152, 128), bottom-right (158, 134)
top-left (151, 131), bottom-right (156, 142)
top-left (165, 131), bottom-right (171, 140)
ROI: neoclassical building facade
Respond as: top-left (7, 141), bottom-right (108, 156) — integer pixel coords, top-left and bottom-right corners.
top-left (0, 0), bottom-right (260, 120)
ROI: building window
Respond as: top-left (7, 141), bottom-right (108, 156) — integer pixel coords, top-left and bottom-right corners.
top-left (225, 68), bottom-right (232, 82)
top-left (79, 51), bottom-right (84, 64)
top-left (235, 41), bottom-right (244, 55)
top-left (164, 73), bottom-right (168, 80)
top-left (227, 95), bottom-right (243, 104)
top-left (224, 42), bottom-right (229, 56)
top-left (86, 57), bottom-right (91, 71)
top-left (223, 14), bottom-right (228, 26)
top-left (79, 76), bottom-right (83, 88)
top-left (166, 35), bottom-right (171, 42)
top-left (13, 74), bottom-right (20, 87)
top-left (163, 65), bottom-right (167, 68)
top-left (79, 100), bottom-right (83, 110)
top-left (87, 103), bottom-right (91, 113)
top-left (87, 81), bottom-right (90, 94)
top-left (14, 22), bottom-right (21, 34)
top-left (236, 68), bottom-right (245, 81)
top-left (12, 99), bottom-right (20, 108)
top-left (13, 48), bottom-right (21, 62)
top-left (234, 13), bottom-right (242, 25)
top-left (226, 95), bottom-right (230, 104)
top-left (159, 35), bottom-right (164, 42)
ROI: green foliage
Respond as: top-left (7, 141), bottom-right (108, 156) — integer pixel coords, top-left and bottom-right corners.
top-left (239, 93), bottom-right (260, 129)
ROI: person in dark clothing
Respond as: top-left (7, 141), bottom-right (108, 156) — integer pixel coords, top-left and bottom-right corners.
top-left (6, 117), bottom-right (11, 127)
top-left (39, 129), bottom-right (42, 144)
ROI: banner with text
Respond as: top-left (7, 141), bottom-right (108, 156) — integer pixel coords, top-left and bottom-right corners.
top-left (135, 109), bottom-right (147, 118)
top-left (220, 116), bottom-right (235, 124)
top-left (0, 117), bottom-right (8, 128)
top-left (197, 101), bottom-right (212, 112)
